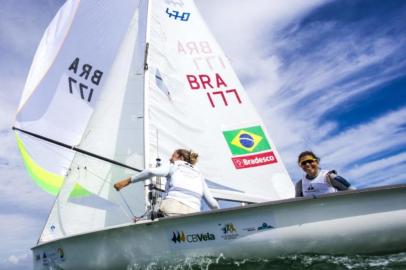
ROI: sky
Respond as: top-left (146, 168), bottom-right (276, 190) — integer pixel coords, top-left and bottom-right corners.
top-left (1, 0), bottom-right (406, 269)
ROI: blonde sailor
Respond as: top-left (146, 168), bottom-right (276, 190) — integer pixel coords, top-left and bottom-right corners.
top-left (114, 149), bottom-right (219, 216)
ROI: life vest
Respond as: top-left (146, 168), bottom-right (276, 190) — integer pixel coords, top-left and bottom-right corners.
top-left (166, 160), bottom-right (204, 210)
top-left (301, 169), bottom-right (337, 197)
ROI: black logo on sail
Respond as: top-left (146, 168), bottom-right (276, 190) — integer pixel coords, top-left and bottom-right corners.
top-left (171, 231), bottom-right (215, 243)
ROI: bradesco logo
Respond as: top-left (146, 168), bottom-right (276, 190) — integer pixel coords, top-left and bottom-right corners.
top-left (171, 231), bottom-right (215, 244)
top-left (223, 125), bottom-right (278, 169)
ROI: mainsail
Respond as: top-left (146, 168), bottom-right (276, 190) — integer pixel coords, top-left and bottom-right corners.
top-left (15, 0), bottom-right (294, 244)
top-left (147, 0), bottom-right (294, 200)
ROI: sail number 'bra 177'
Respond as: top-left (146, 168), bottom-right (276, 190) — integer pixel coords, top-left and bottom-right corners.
top-left (68, 57), bottom-right (104, 103)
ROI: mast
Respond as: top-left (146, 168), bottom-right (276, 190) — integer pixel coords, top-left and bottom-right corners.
top-left (143, 0), bottom-right (152, 211)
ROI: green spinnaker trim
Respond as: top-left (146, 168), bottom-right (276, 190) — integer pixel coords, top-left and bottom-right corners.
top-left (15, 132), bottom-right (91, 197)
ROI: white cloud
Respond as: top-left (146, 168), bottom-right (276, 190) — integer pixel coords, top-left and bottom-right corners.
top-left (0, 3), bottom-right (61, 269)
top-left (198, 0), bottom-right (406, 187)
top-left (319, 108), bottom-right (406, 162)
top-left (0, 213), bottom-right (45, 269)
top-left (7, 254), bottom-right (28, 265)
top-left (313, 108), bottom-right (406, 183)
top-left (196, 0), bottom-right (330, 78)
top-left (348, 156), bottom-right (406, 187)
top-left (0, 1), bottom-right (63, 60)
top-left (277, 36), bottom-right (405, 119)
top-left (0, 162), bottom-right (55, 207)
top-left (0, 252), bottom-right (31, 270)
top-left (196, 0), bottom-right (329, 44)
top-left (0, 4), bottom-right (405, 268)
top-left (277, 107), bottom-right (406, 184)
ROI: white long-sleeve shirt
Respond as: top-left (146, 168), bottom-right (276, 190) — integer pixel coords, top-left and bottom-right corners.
top-left (130, 160), bottom-right (219, 210)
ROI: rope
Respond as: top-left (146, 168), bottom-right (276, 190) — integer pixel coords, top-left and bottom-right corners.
top-left (117, 191), bottom-right (136, 218)
top-left (21, 135), bottom-right (144, 220)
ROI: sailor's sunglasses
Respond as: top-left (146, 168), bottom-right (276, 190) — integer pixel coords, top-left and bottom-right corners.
top-left (300, 159), bottom-right (316, 166)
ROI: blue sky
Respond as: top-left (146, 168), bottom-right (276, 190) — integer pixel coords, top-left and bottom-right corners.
top-left (1, 0), bottom-right (405, 269)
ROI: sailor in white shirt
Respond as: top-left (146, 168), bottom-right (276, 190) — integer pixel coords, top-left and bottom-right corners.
top-left (295, 151), bottom-right (353, 197)
top-left (114, 149), bottom-right (219, 216)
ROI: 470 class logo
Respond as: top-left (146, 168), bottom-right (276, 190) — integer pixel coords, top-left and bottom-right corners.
top-left (223, 125), bottom-right (278, 169)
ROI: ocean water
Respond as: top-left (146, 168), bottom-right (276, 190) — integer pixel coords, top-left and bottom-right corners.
top-left (128, 252), bottom-right (406, 270)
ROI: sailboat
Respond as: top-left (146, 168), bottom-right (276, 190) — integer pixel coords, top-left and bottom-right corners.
top-left (13, 0), bottom-right (406, 269)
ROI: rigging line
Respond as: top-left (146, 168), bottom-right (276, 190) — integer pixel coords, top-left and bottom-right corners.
top-left (15, 127), bottom-right (142, 219)
top-left (78, 166), bottom-right (160, 217)
top-left (75, 163), bottom-right (123, 188)
top-left (38, 150), bottom-right (141, 218)
top-left (17, 133), bottom-right (73, 175)
top-left (72, 168), bottom-right (136, 220)
top-left (114, 193), bottom-right (133, 220)
top-left (30, 134), bottom-right (75, 167)
top-left (18, 131), bottom-right (138, 221)
top-left (63, 166), bottom-right (135, 219)
top-left (156, 128), bottom-right (159, 159)
top-left (26, 134), bottom-right (131, 188)
top-left (118, 191), bottom-right (136, 218)
top-left (12, 126), bottom-right (141, 172)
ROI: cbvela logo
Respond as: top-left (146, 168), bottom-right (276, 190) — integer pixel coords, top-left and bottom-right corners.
top-left (171, 231), bottom-right (215, 244)
top-left (223, 125), bottom-right (278, 169)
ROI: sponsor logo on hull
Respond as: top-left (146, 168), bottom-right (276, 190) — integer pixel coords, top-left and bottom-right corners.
top-left (219, 223), bottom-right (239, 240)
top-left (243, 222), bottom-right (275, 233)
top-left (257, 222), bottom-right (274, 231)
top-left (171, 231), bottom-right (215, 244)
top-left (40, 247), bottom-right (65, 266)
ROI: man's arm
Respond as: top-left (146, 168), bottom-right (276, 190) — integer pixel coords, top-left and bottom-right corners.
top-left (327, 171), bottom-right (352, 190)
top-left (202, 180), bottom-right (220, 209)
top-left (130, 165), bottom-right (171, 183)
top-left (114, 165), bottom-right (171, 191)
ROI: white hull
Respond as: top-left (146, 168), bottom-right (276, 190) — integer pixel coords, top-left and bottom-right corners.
top-left (33, 185), bottom-right (406, 269)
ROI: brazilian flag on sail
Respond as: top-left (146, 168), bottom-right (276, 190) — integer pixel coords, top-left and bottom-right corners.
top-left (223, 126), bottom-right (271, 155)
